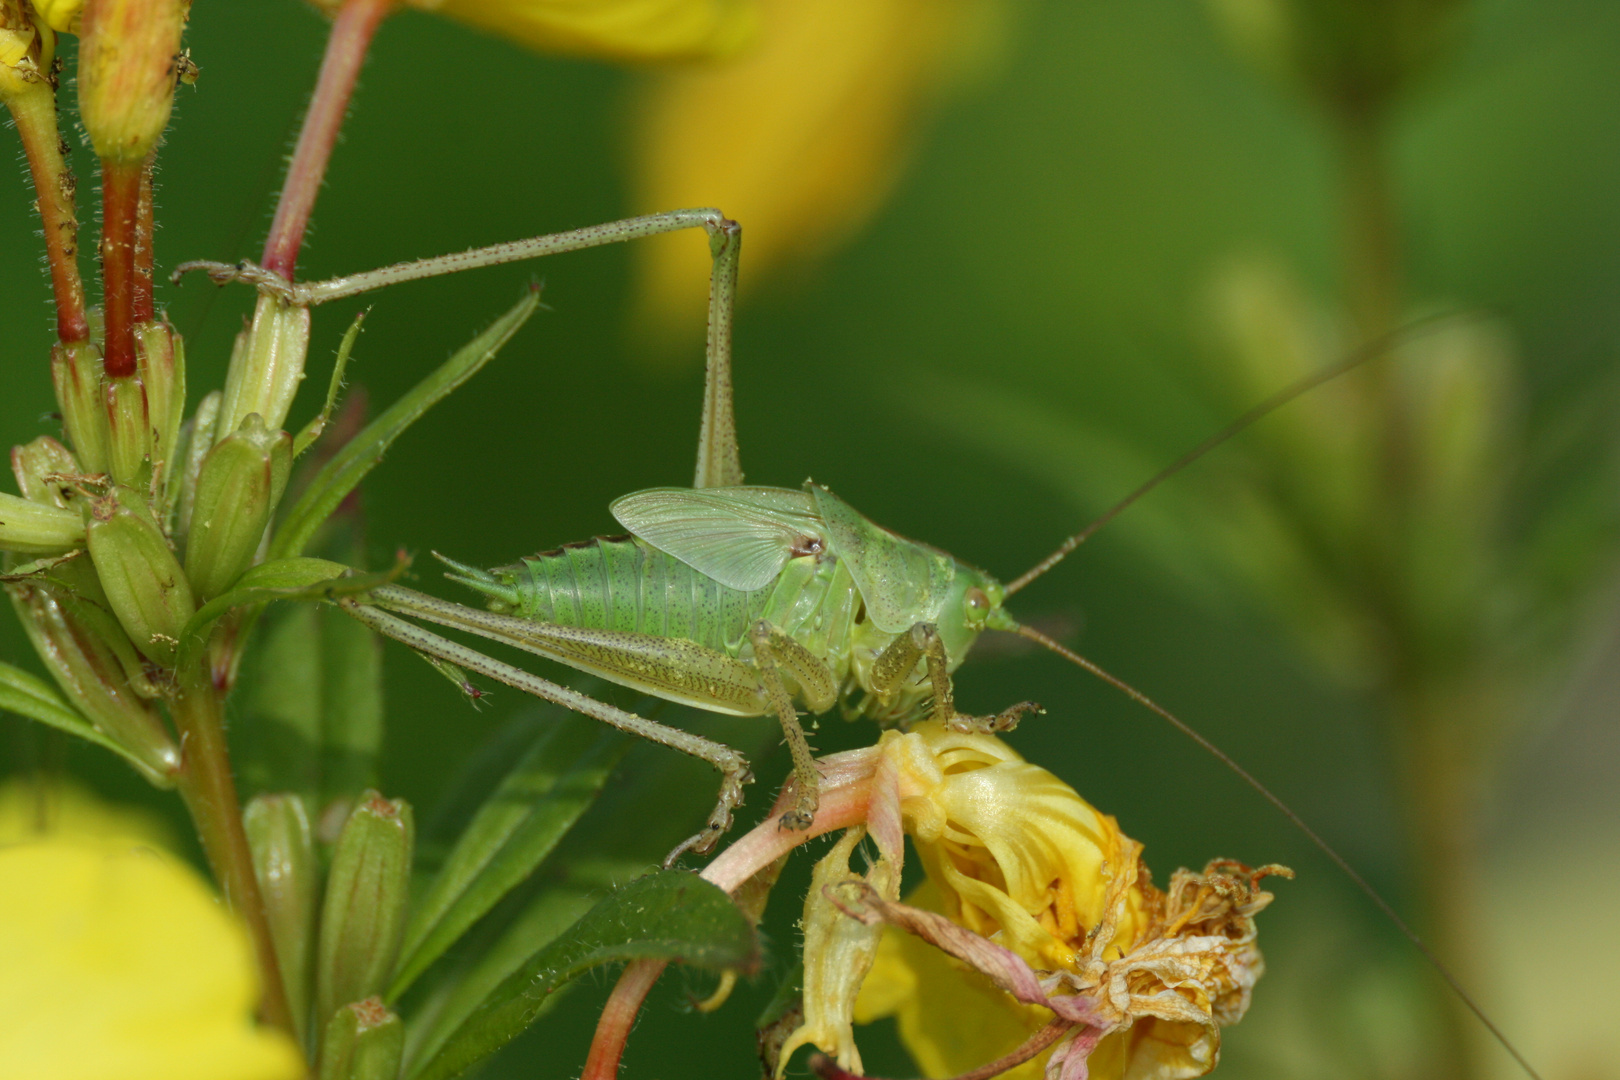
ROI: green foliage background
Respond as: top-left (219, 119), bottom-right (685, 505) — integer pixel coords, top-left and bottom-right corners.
top-left (3, 2), bottom-right (1618, 1078)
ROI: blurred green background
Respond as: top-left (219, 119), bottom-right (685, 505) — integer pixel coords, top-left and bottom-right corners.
top-left (3, 1), bottom-right (1619, 1078)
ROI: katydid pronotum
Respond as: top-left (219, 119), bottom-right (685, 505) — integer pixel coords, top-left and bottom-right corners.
top-left (181, 209), bottom-right (1538, 1079)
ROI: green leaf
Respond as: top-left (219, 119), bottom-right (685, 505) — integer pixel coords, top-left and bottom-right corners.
top-left (174, 557), bottom-right (399, 671)
top-left (389, 714), bottom-right (631, 999)
top-left (0, 661), bottom-right (168, 782)
top-left (407, 870), bottom-right (758, 1080)
top-left (272, 292), bottom-right (539, 561)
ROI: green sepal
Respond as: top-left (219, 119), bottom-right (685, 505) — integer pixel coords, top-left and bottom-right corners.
top-left (184, 413), bottom-right (293, 600)
top-left (319, 999), bottom-right (405, 1080)
top-left (245, 793), bottom-right (319, 1047)
top-left (407, 870), bottom-right (759, 1080)
top-left (10, 436), bottom-right (80, 509)
top-left (0, 660), bottom-right (176, 786)
top-left (316, 791), bottom-right (414, 1044)
top-left (50, 339), bottom-right (110, 474)
top-left (388, 715), bottom-right (631, 998)
top-left (102, 374), bottom-right (152, 488)
top-left (0, 492), bottom-right (85, 554)
top-left (272, 291), bottom-right (539, 561)
top-left (84, 486), bottom-right (195, 667)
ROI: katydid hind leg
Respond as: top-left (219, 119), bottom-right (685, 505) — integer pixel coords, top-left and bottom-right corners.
top-left (339, 598), bottom-right (753, 860)
top-left (693, 217), bottom-right (744, 489)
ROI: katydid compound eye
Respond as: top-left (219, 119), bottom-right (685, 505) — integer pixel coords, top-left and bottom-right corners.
top-left (966, 587), bottom-right (990, 616)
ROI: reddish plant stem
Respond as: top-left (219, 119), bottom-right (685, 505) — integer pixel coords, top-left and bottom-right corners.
top-left (6, 84), bottom-right (89, 342)
top-left (133, 159), bottom-right (155, 322)
top-left (171, 676), bottom-right (297, 1039)
top-left (99, 159), bottom-right (143, 377)
top-left (582, 960), bottom-right (667, 1080)
top-left (261, 0), bottom-right (394, 280)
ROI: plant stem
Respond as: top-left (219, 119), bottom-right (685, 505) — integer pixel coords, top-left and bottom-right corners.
top-left (98, 159), bottom-right (143, 378)
top-left (171, 674), bottom-right (297, 1039)
top-left (5, 82), bottom-right (88, 343)
top-left (261, 0), bottom-right (394, 280)
top-left (133, 159), bottom-right (155, 323)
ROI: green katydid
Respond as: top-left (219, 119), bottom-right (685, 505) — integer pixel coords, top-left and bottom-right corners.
top-left (184, 211), bottom-right (1538, 1077)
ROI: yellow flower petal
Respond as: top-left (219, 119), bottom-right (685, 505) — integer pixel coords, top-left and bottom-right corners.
top-left (0, 840), bottom-right (305, 1080)
top-left (403, 0), bottom-right (758, 62)
top-left (629, 0), bottom-right (1002, 350)
top-left (0, 778), bottom-right (173, 849)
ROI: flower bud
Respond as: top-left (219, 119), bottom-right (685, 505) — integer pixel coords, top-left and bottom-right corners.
top-left (12, 437), bottom-right (82, 509)
top-left (102, 373), bottom-right (152, 488)
top-left (317, 998), bottom-right (404, 1080)
top-left (216, 296), bottom-right (310, 444)
top-left (0, 492), bottom-right (84, 554)
top-left (245, 794), bottom-right (318, 1045)
top-left (177, 389), bottom-right (220, 538)
top-left (6, 563), bottom-right (177, 785)
top-left (315, 792), bottom-right (413, 1039)
top-left (185, 414), bottom-right (292, 600)
top-left (84, 485), bottom-right (195, 667)
top-left (77, 0), bottom-right (186, 165)
top-left (51, 340), bottom-right (111, 474)
top-left (136, 320), bottom-right (186, 487)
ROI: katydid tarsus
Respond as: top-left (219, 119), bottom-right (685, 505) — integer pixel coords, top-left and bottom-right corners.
top-left (182, 209), bottom-right (1538, 1079)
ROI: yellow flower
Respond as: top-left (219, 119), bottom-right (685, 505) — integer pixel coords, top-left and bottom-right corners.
top-left (0, 777), bottom-right (172, 848)
top-left (781, 724), bottom-right (1283, 1080)
top-left (0, 785), bottom-right (303, 1080)
top-left (400, 0), bottom-right (758, 62)
top-left (628, 0), bottom-right (1003, 349)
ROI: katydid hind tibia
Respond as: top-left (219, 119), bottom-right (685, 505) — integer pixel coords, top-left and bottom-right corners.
top-left (191, 210), bottom-right (1537, 1079)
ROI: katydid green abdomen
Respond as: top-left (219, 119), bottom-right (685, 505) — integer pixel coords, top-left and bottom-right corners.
top-left (440, 534), bottom-right (870, 712)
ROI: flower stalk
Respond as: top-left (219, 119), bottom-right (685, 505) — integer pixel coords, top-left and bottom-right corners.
top-left (261, 0), bottom-right (395, 280)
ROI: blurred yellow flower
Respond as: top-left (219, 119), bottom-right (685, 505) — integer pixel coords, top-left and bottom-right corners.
top-left (0, 777), bottom-right (172, 848)
top-left (0, 784), bottom-right (303, 1080)
top-left (628, 0), bottom-right (1003, 348)
top-left (400, 0), bottom-right (758, 62)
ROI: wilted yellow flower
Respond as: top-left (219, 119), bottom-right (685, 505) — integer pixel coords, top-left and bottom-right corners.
top-left (0, 786), bottom-right (303, 1080)
top-left (399, 0), bottom-right (757, 62)
top-left (629, 0), bottom-right (1003, 346)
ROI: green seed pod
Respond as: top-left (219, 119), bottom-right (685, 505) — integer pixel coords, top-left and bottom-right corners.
top-left (50, 340), bottom-right (110, 474)
top-left (102, 373), bottom-right (152, 488)
top-left (84, 486), bottom-right (195, 667)
top-left (215, 296), bottom-right (311, 443)
top-left (315, 792), bottom-right (413, 1040)
top-left (136, 321), bottom-right (186, 490)
top-left (0, 492), bottom-right (84, 554)
top-left (244, 793), bottom-right (318, 1046)
top-left (317, 998), bottom-right (404, 1080)
top-left (185, 414), bottom-right (292, 600)
top-left (11, 436), bottom-right (82, 509)
top-left (6, 559), bottom-right (177, 785)
top-left (77, 0), bottom-right (186, 165)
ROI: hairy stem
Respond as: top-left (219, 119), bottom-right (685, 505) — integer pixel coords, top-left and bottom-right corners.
top-left (170, 675), bottom-right (296, 1039)
top-left (98, 159), bottom-right (143, 378)
top-left (6, 82), bottom-right (88, 342)
top-left (261, 0), bottom-right (394, 279)
top-left (134, 160), bottom-right (155, 323)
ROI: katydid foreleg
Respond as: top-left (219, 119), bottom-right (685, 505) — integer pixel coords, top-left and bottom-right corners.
top-left (339, 598), bottom-right (750, 861)
top-left (866, 622), bottom-right (1042, 734)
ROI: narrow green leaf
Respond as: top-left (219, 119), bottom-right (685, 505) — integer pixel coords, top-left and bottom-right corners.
top-left (0, 660), bottom-right (167, 781)
top-left (174, 557), bottom-right (400, 671)
top-left (389, 715), bottom-right (631, 999)
top-left (408, 870), bottom-right (758, 1080)
top-left (273, 292), bottom-right (539, 561)
top-left (295, 310), bottom-right (368, 458)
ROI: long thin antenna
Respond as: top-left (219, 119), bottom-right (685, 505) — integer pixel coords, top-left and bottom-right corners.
top-left (1004, 310), bottom-right (1476, 596)
top-left (1013, 622), bottom-right (1543, 1080)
